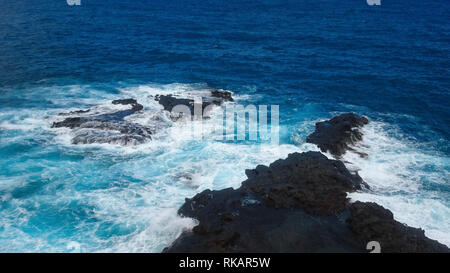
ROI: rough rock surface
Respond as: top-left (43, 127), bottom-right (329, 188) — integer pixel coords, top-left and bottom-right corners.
top-left (348, 201), bottom-right (449, 253)
top-left (52, 98), bottom-right (152, 145)
top-left (164, 152), bottom-right (449, 253)
top-left (306, 113), bottom-right (369, 157)
top-left (242, 151), bottom-right (367, 214)
top-left (164, 152), bottom-right (361, 253)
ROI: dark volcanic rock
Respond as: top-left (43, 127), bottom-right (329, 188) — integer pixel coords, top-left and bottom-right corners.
top-left (112, 98), bottom-right (138, 105)
top-left (164, 152), bottom-right (449, 253)
top-left (166, 197), bottom-right (363, 253)
top-left (164, 152), bottom-right (365, 253)
top-left (155, 89), bottom-right (233, 113)
top-left (52, 117), bottom-right (86, 129)
top-left (211, 89), bottom-right (234, 102)
top-left (306, 113), bottom-right (369, 157)
top-left (242, 151), bottom-right (366, 214)
top-left (52, 90), bottom-right (232, 145)
top-left (51, 98), bottom-right (151, 145)
top-left (155, 95), bottom-right (196, 112)
top-left (348, 201), bottom-right (449, 253)
top-left (68, 119), bottom-right (152, 145)
top-left (112, 98), bottom-right (144, 112)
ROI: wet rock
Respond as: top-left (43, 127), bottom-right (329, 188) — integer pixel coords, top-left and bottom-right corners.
top-left (112, 98), bottom-right (138, 105)
top-left (51, 98), bottom-right (151, 145)
top-left (347, 201), bottom-right (449, 253)
top-left (306, 113), bottom-right (369, 157)
top-left (155, 89), bottom-right (233, 113)
top-left (155, 95), bottom-right (196, 112)
top-left (112, 98), bottom-right (144, 112)
top-left (211, 89), bottom-right (234, 102)
top-left (52, 117), bottom-right (85, 129)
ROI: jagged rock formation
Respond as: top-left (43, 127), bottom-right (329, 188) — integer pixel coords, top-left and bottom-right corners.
top-left (306, 113), bottom-right (369, 157)
top-left (155, 89), bottom-right (233, 113)
top-left (111, 98), bottom-right (144, 112)
top-left (164, 152), bottom-right (365, 253)
top-left (242, 152), bottom-right (367, 214)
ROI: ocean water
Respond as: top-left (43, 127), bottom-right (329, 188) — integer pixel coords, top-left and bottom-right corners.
top-left (0, 0), bottom-right (449, 252)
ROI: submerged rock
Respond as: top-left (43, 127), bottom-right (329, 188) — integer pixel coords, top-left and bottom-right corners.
top-left (52, 98), bottom-right (152, 145)
top-left (306, 113), bottom-right (369, 157)
top-left (164, 151), bottom-right (449, 253)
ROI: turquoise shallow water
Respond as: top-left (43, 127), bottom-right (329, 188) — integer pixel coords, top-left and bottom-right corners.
top-left (0, 0), bottom-right (449, 251)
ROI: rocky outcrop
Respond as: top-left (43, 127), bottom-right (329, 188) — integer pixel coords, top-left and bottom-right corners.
top-left (52, 98), bottom-right (152, 145)
top-left (164, 152), bottom-right (356, 253)
top-left (155, 95), bottom-right (192, 112)
top-left (155, 89), bottom-right (233, 113)
top-left (306, 113), bottom-right (369, 157)
top-left (164, 151), bottom-right (449, 253)
top-left (211, 89), bottom-right (234, 102)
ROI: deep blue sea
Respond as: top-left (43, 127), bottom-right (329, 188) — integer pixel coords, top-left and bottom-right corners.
top-left (0, 0), bottom-right (449, 252)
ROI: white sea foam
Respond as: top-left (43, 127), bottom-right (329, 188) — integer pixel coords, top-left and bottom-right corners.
top-left (340, 121), bottom-right (450, 246)
top-left (11, 83), bottom-right (302, 252)
top-left (290, 114), bottom-right (449, 247)
top-left (52, 85), bottom-right (450, 249)
top-left (1, 83), bottom-right (448, 252)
